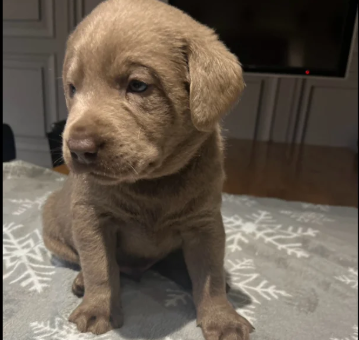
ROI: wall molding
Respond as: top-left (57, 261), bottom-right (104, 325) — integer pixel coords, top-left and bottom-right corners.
top-left (3, 0), bottom-right (54, 38)
top-left (252, 79), bottom-right (265, 141)
top-left (298, 85), bottom-right (358, 146)
top-left (16, 137), bottom-right (52, 168)
top-left (67, 0), bottom-right (77, 33)
top-left (249, 77), bottom-right (279, 141)
top-left (68, 0), bottom-right (86, 33)
top-left (3, 0), bottom-right (41, 22)
top-left (224, 76), bottom-right (265, 140)
top-left (285, 78), bottom-right (304, 144)
top-left (76, 0), bottom-right (85, 23)
top-left (3, 53), bottom-right (59, 135)
top-left (265, 77), bottom-right (280, 141)
top-left (16, 136), bottom-right (50, 152)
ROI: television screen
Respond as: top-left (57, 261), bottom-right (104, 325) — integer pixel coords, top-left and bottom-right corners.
top-left (169, 0), bottom-right (357, 77)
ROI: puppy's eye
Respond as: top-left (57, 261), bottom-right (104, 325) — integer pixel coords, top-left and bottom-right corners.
top-left (69, 84), bottom-right (76, 98)
top-left (128, 80), bottom-right (148, 93)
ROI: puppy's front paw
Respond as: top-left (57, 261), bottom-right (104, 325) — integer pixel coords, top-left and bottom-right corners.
top-left (69, 299), bottom-right (123, 335)
top-left (199, 305), bottom-right (254, 340)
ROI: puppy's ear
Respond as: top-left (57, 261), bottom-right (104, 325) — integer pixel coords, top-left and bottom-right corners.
top-left (186, 33), bottom-right (245, 132)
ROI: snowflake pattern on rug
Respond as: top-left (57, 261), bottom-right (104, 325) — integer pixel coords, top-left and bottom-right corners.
top-left (330, 325), bottom-right (358, 340)
top-left (165, 336), bottom-right (185, 340)
top-left (279, 210), bottom-right (334, 225)
top-left (227, 258), bottom-right (291, 325)
top-left (3, 161), bottom-right (55, 180)
top-left (3, 161), bottom-right (358, 340)
top-left (301, 203), bottom-right (330, 212)
top-left (162, 258), bottom-right (290, 326)
top-left (335, 268), bottom-right (358, 289)
top-left (222, 194), bottom-right (257, 208)
top-left (223, 211), bottom-right (319, 257)
top-left (234, 305), bottom-right (257, 326)
top-left (3, 161), bottom-right (35, 179)
top-left (8, 192), bottom-right (52, 216)
top-left (3, 222), bottom-right (55, 293)
top-left (165, 288), bottom-right (192, 307)
top-left (30, 317), bottom-right (111, 340)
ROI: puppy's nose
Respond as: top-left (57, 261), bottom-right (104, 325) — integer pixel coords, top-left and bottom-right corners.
top-left (67, 138), bottom-right (98, 165)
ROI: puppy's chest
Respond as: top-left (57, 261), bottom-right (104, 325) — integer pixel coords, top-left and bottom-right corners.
top-left (116, 220), bottom-right (181, 260)
top-left (107, 192), bottom-right (188, 259)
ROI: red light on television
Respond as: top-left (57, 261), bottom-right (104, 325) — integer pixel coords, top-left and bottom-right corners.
top-left (305, 70), bottom-right (310, 75)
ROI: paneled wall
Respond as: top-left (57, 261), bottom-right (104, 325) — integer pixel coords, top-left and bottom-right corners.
top-left (2, 0), bottom-right (121, 167)
top-left (3, 0), bottom-right (358, 168)
top-left (4, 0), bottom-right (70, 167)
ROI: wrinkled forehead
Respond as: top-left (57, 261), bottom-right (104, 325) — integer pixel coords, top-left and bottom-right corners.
top-left (64, 21), bottom-right (185, 82)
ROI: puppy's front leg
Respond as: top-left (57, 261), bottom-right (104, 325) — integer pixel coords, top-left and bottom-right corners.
top-left (68, 207), bottom-right (123, 335)
top-left (182, 215), bottom-right (254, 340)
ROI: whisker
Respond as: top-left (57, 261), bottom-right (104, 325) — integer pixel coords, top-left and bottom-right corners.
top-left (53, 157), bottom-right (64, 166)
top-left (129, 164), bottom-right (138, 175)
top-left (124, 160), bottom-right (138, 175)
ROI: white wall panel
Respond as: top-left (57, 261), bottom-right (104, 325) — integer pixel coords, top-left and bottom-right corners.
top-left (3, 0), bottom-right (54, 37)
top-left (3, 0), bottom-right (40, 21)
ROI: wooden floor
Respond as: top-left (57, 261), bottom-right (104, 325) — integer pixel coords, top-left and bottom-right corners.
top-left (54, 139), bottom-right (358, 207)
top-left (223, 139), bottom-right (357, 207)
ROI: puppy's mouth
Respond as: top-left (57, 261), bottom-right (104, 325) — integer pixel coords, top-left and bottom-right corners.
top-left (64, 147), bottom-right (160, 184)
top-left (65, 157), bottom-right (122, 182)
top-left (66, 158), bottom-right (141, 184)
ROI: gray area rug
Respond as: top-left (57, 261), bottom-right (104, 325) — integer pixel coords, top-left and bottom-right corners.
top-left (3, 160), bottom-right (358, 340)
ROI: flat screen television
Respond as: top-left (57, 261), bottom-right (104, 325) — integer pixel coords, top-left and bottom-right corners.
top-left (169, 0), bottom-right (358, 78)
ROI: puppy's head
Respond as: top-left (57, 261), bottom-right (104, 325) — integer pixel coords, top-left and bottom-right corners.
top-left (62, 0), bottom-right (244, 185)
